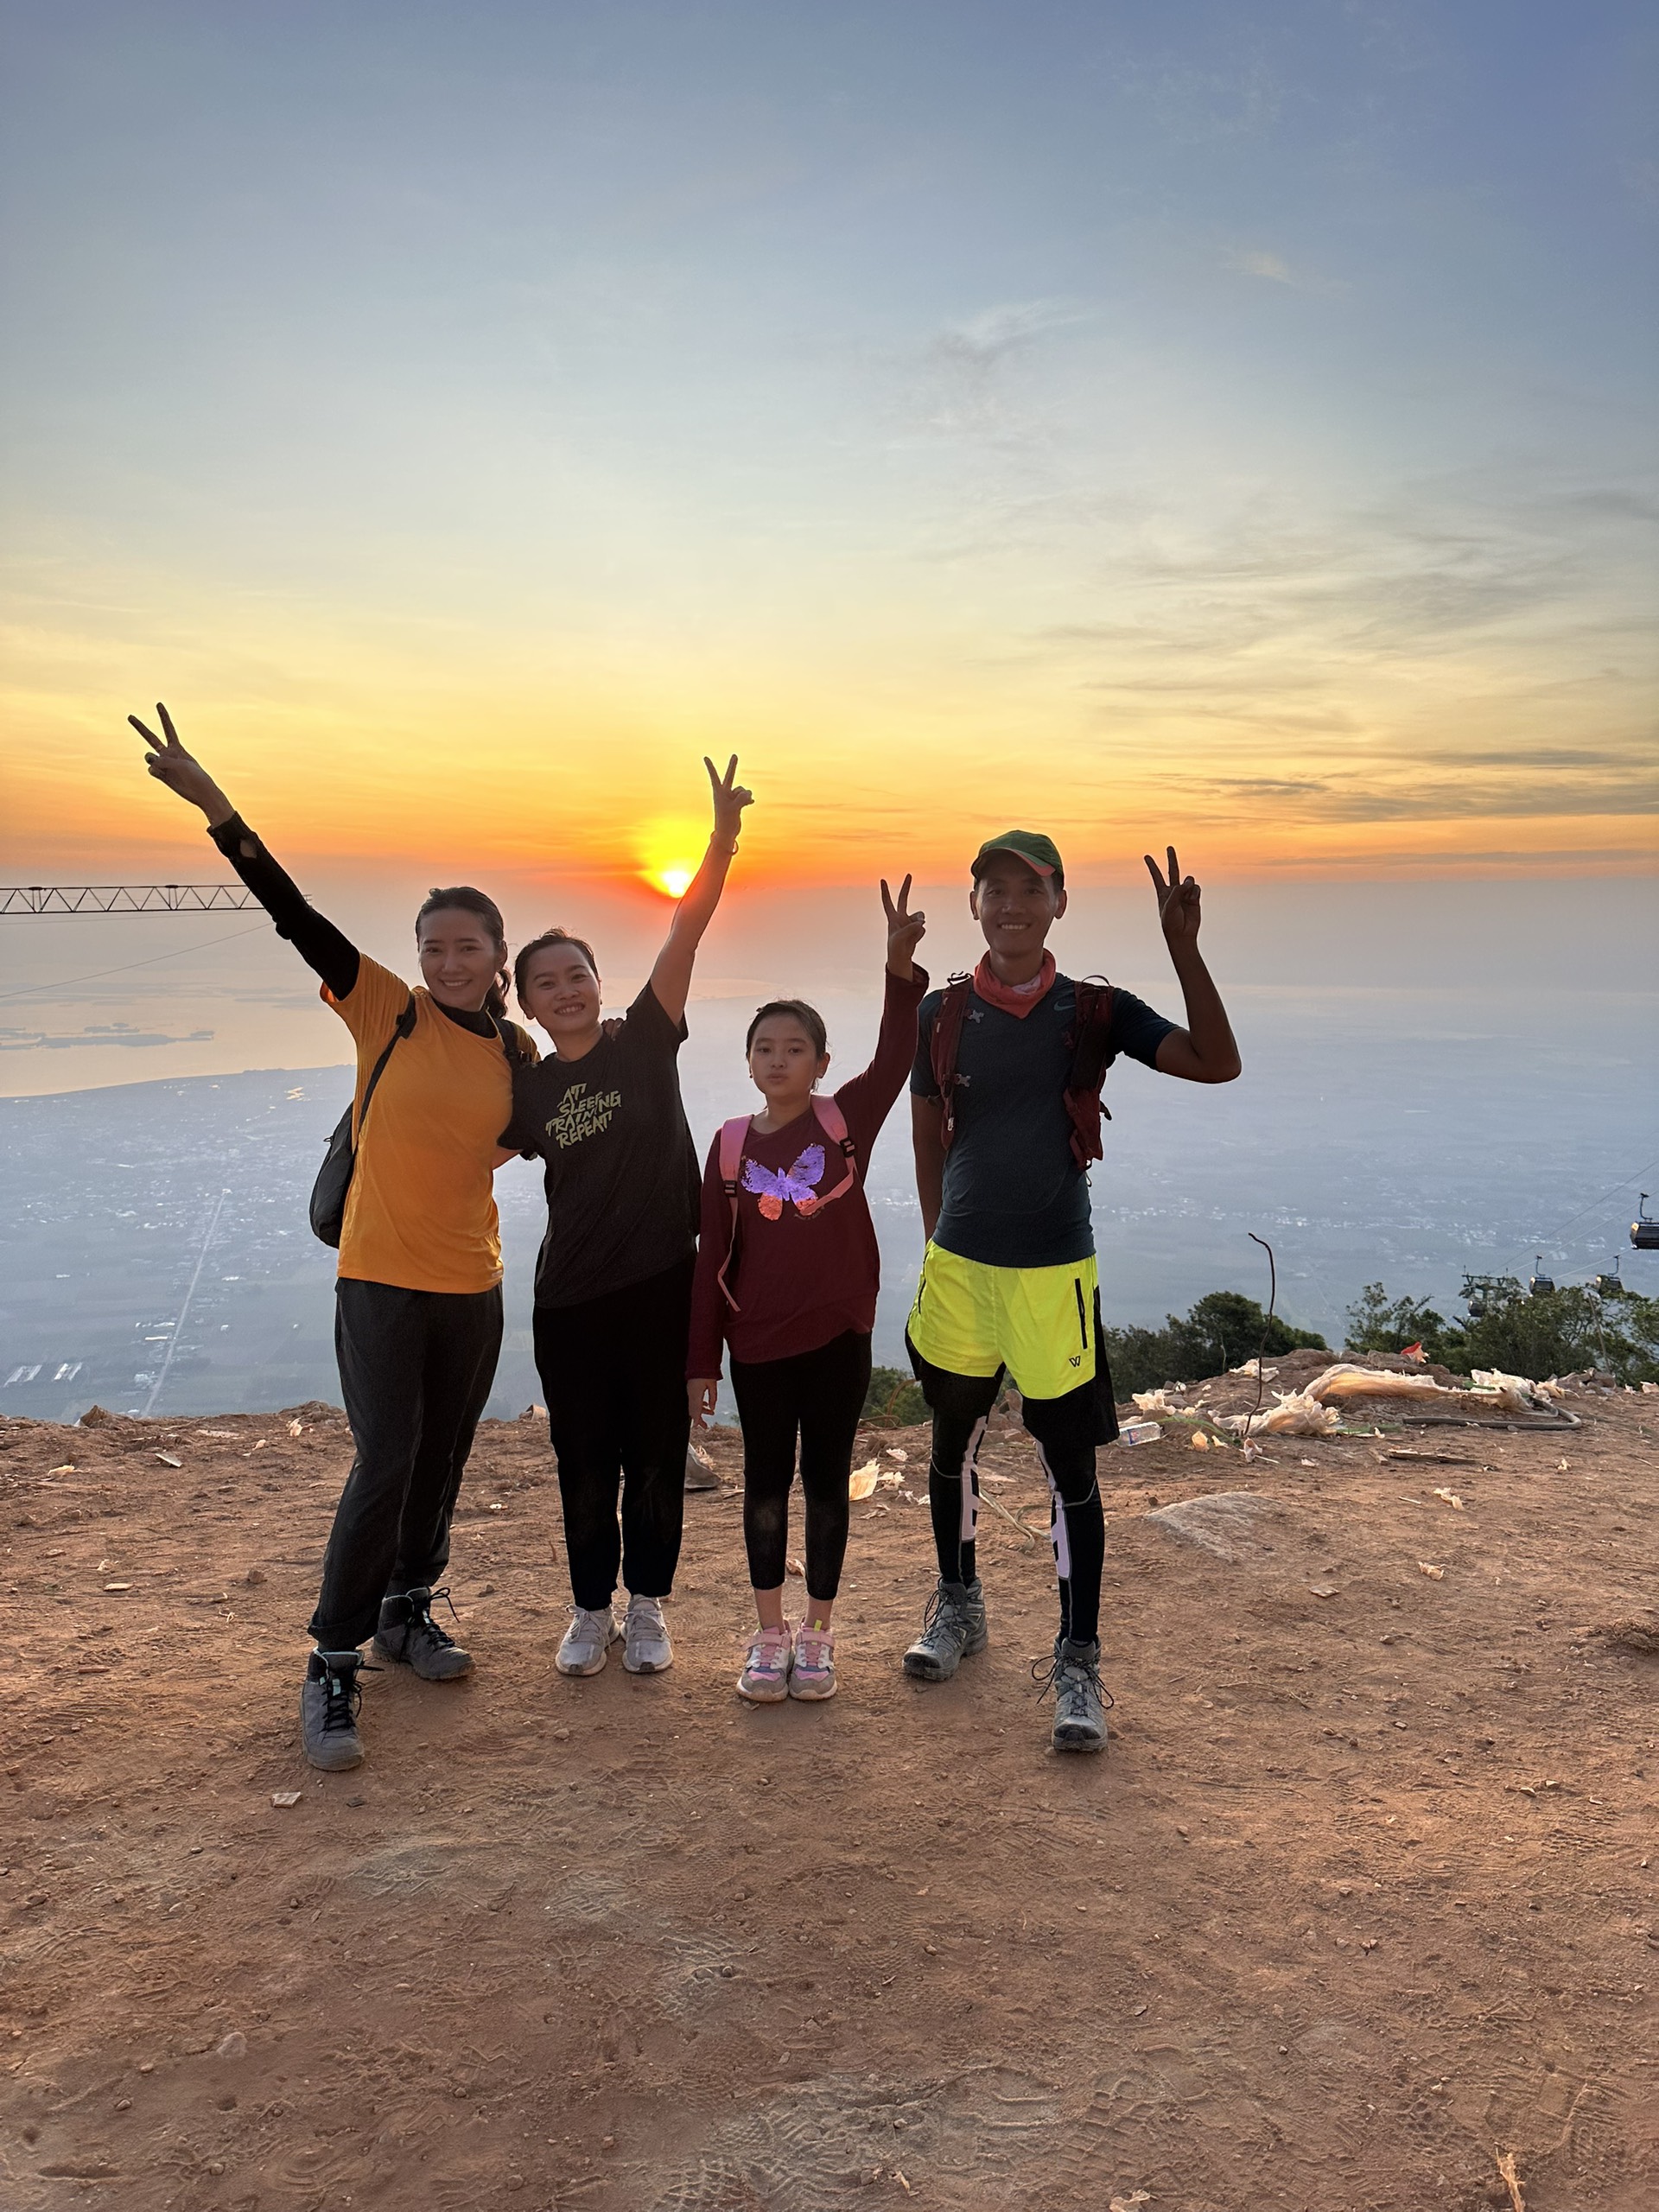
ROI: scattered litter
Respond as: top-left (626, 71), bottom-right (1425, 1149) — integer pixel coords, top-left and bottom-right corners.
top-left (47, 1463), bottom-right (74, 1475)
top-left (270, 1791), bottom-right (302, 1808)
top-left (248, 1440), bottom-right (267, 1454)
top-left (1131, 1389), bottom-right (1176, 1415)
top-left (1119, 1419), bottom-right (1161, 1447)
top-left (1241, 1440), bottom-right (1266, 1463)
top-left (155, 1452), bottom-right (181, 1468)
top-left (102, 1582), bottom-right (131, 1593)
top-left (1221, 1389), bottom-right (1341, 1440)
top-left (1495, 2148), bottom-right (1527, 2212)
top-left (286, 1418), bottom-right (303, 1436)
top-left (1303, 1363), bottom-right (1452, 1404)
top-left (1431, 1487), bottom-right (1465, 1510)
top-left (1469, 1370), bottom-right (1549, 1413)
top-left (199, 1428), bottom-right (238, 1438)
top-left (785, 1557), bottom-right (804, 1578)
top-left (1399, 1341), bottom-right (1427, 1363)
top-left (849, 1460), bottom-right (881, 1501)
top-left (1417, 1561), bottom-right (1446, 1580)
top-left (1189, 1430), bottom-right (1211, 1450)
top-left (1643, 1381), bottom-right (1658, 1396)
top-left (1229, 1358), bottom-right (1278, 1380)
top-left (885, 1447), bottom-right (908, 1463)
top-left (684, 1441), bottom-right (719, 1491)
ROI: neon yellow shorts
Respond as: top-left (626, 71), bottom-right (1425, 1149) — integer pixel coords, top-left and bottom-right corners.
top-left (906, 1243), bottom-right (1098, 1403)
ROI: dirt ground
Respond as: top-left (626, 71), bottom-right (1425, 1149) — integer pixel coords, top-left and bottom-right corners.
top-left (3, 1363), bottom-right (1656, 2212)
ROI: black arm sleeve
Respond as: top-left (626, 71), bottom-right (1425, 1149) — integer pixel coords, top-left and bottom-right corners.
top-left (208, 814), bottom-right (360, 998)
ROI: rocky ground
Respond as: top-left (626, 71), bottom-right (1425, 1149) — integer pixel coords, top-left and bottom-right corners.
top-left (3, 1364), bottom-right (1656, 2211)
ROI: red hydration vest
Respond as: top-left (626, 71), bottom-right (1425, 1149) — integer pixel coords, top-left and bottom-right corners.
top-left (714, 1096), bottom-right (859, 1312)
top-left (928, 972), bottom-right (1117, 1171)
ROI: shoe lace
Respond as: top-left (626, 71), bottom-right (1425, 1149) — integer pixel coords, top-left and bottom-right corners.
top-left (1029, 1645), bottom-right (1115, 1712)
top-left (319, 1660), bottom-right (365, 1735)
top-left (919, 1584), bottom-right (963, 1642)
top-left (407, 1585), bottom-right (460, 1653)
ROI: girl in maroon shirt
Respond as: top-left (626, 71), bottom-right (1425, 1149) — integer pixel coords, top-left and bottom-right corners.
top-left (688, 879), bottom-right (927, 1703)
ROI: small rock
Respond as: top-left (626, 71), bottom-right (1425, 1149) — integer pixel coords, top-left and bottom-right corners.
top-left (79, 1404), bottom-right (116, 1428)
top-left (243, 1568), bottom-right (267, 1587)
top-left (270, 1790), bottom-right (302, 1808)
top-left (215, 2031), bottom-right (246, 2060)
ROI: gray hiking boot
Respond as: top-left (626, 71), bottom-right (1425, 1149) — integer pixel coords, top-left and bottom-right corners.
top-left (556, 1605), bottom-right (620, 1677)
top-left (373, 1585), bottom-right (474, 1681)
top-left (622, 1593), bottom-right (673, 1675)
top-left (301, 1648), bottom-right (366, 1770)
top-left (1039, 1636), bottom-right (1112, 1754)
top-left (902, 1579), bottom-right (988, 1681)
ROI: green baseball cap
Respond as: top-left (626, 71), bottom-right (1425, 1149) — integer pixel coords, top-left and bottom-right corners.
top-left (970, 830), bottom-right (1065, 886)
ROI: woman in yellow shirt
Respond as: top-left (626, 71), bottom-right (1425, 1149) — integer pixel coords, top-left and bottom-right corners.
top-left (132, 703), bottom-right (537, 1771)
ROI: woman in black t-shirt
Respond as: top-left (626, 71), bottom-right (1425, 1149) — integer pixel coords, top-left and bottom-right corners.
top-left (499, 757), bottom-right (752, 1679)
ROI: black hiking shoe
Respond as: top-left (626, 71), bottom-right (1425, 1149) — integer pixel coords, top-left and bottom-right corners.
top-left (373, 1585), bottom-right (474, 1681)
top-left (1033, 1636), bottom-right (1113, 1754)
top-left (301, 1648), bottom-right (367, 1770)
top-left (902, 1578), bottom-right (988, 1681)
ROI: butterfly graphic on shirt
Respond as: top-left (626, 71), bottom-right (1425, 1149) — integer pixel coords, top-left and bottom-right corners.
top-left (741, 1145), bottom-right (827, 1220)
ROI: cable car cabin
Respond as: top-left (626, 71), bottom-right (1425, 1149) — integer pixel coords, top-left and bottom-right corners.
top-left (1529, 1255), bottom-right (1555, 1296)
top-left (1633, 1195), bottom-right (1659, 1252)
top-left (1595, 1266), bottom-right (1624, 1298)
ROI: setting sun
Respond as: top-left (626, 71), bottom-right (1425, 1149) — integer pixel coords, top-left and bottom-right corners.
top-left (652, 864), bottom-right (695, 899)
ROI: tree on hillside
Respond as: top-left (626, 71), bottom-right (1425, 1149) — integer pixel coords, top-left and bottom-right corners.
top-left (1344, 1275), bottom-right (1659, 1385)
top-left (1102, 1290), bottom-right (1326, 1398)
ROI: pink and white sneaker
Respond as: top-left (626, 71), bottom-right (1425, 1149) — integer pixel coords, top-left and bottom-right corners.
top-left (789, 1625), bottom-right (838, 1701)
top-left (737, 1624), bottom-right (792, 1703)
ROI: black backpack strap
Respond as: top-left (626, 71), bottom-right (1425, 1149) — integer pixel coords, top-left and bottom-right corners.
top-left (355, 994), bottom-right (417, 1142)
top-left (491, 1011), bottom-right (528, 1069)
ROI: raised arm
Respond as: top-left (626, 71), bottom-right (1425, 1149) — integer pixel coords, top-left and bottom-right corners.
top-left (648, 754), bottom-right (753, 1027)
top-left (1143, 845), bottom-right (1242, 1084)
top-left (130, 702), bottom-right (359, 998)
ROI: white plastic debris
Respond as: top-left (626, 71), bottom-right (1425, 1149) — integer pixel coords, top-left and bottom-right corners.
top-left (1131, 1389), bottom-right (1176, 1415)
top-left (1229, 1358), bottom-right (1280, 1381)
top-left (1301, 1363), bottom-right (1452, 1404)
top-left (1220, 1389), bottom-right (1342, 1440)
top-left (849, 1460), bottom-right (881, 1500)
top-left (1469, 1369), bottom-right (1548, 1412)
top-left (1118, 1418), bottom-right (1161, 1447)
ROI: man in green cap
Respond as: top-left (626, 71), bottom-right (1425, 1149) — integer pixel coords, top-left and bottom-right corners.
top-left (904, 833), bottom-right (1241, 1750)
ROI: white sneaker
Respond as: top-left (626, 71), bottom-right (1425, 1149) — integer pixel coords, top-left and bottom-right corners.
top-left (622, 1593), bottom-right (673, 1675)
top-left (556, 1605), bottom-right (619, 1677)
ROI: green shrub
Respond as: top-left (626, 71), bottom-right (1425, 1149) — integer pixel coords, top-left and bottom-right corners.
top-left (1344, 1276), bottom-right (1659, 1386)
top-left (1101, 1290), bottom-right (1326, 1399)
top-left (862, 1364), bottom-right (929, 1427)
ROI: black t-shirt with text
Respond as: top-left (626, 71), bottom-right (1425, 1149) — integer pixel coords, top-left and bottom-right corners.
top-left (500, 982), bottom-right (700, 1308)
top-left (910, 974), bottom-right (1174, 1269)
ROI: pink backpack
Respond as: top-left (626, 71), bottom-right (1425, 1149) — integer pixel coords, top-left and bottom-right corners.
top-left (715, 1096), bottom-right (859, 1312)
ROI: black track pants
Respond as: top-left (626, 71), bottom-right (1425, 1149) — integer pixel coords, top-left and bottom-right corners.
top-left (310, 1279), bottom-right (504, 1649)
top-left (906, 1337), bottom-right (1109, 1646)
top-left (729, 1330), bottom-right (873, 1603)
top-left (534, 1257), bottom-right (695, 1611)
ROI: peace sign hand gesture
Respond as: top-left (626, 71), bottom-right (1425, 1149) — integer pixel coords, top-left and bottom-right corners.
top-left (129, 702), bottom-right (234, 828)
top-left (881, 874), bottom-right (926, 980)
top-left (1145, 844), bottom-right (1203, 947)
top-left (704, 754), bottom-right (754, 851)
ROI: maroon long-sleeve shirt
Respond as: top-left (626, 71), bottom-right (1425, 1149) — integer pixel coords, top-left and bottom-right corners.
top-left (687, 966), bottom-right (927, 1377)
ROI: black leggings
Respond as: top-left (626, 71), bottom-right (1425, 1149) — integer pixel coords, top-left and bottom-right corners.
top-left (534, 1257), bottom-right (694, 1612)
top-left (729, 1330), bottom-right (873, 1604)
top-left (311, 1279), bottom-right (504, 1649)
top-left (906, 1334), bottom-right (1111, 1647)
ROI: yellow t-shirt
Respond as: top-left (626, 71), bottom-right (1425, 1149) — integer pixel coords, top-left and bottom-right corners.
top-left (325, 954), bottom-right (538, 1295)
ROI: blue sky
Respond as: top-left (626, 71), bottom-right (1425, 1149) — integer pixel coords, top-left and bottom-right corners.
top-left (2, 1), bottom-right (1654, 880)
